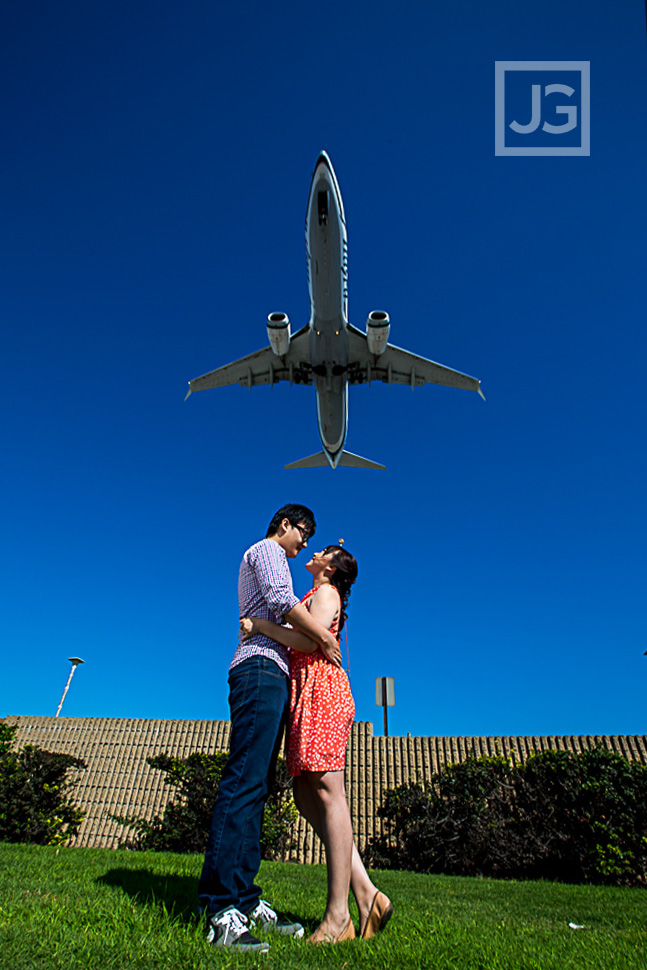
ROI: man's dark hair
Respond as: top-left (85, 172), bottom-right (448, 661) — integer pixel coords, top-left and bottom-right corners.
top-left (266, 504), bottom-right (316, 540)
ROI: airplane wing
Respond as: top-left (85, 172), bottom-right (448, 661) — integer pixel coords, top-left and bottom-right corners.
top-left (345, 324), bottom-right (484, 396)
top-left (186, 326), bottom-right (312, 396)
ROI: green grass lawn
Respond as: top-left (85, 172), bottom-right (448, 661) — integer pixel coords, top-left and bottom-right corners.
top-left (0, 843), bottom-right (644, 969)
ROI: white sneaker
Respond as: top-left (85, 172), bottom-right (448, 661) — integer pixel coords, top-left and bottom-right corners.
top-left (206, 906), bottom-right (270, 952)
top-left (247, 898), bottom-right (304, 938)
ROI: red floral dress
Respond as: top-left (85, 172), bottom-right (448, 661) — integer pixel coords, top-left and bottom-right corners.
top-left (287, 587), bottom-right (355, 776)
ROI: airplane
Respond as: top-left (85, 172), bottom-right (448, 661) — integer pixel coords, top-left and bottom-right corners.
top-left (186, 151), bottom-right (484, 469)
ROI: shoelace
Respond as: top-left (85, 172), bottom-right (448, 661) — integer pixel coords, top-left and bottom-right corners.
top-left (220, 909), bottom-right (248, 937)
top-left (254, 899), bottom-right (276, 923)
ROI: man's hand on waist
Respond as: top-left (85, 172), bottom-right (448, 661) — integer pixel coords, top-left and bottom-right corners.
top-left (319, 630), bottom-right (342, 667)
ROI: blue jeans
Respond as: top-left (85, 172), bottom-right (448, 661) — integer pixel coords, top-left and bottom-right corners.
top-left (198, 655), bottom-right (289, 915)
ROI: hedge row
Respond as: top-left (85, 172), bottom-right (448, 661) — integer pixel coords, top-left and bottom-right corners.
top-left (3, 720), bottom-right (645, 888)
top-left (365, 747), bottom-right (647, 887)
top-left (0, 723), bottom-right (85, 845)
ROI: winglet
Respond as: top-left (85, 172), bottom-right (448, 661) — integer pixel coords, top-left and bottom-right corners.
top-left (184, 385), bottom-right (192, 401)
top-left (478, 384), bottom-right (486, 401)
top-left (285, 450), bottom-right (385, 470)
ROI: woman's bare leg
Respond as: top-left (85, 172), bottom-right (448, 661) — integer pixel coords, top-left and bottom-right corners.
top-left (293, 774), bottom-right (323, 833)
top-left (294, 773), bottom-right (381, 937)
top-left (347, 845), bottom-right (381, 937)
top-left (298, 771), bottom-right (352, 940)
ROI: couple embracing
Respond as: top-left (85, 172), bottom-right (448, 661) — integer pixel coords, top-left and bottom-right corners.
top-left (197, 503), bottom-right (392, 952)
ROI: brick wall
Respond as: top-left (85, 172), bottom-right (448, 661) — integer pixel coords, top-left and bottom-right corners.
top-left (5, 715), bottom-right (646, 864)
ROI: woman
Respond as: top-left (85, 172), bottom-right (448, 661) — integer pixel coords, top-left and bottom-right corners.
top-left (240, 544), bottom-right (392, 944)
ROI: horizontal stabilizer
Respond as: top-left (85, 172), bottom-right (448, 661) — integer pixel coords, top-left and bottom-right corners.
top-left (284, 451), bottom-right (330, 469)
top-left (337, 450), bottom-right (385, 470)
top-left (285, 450), bottom-right (385, 470)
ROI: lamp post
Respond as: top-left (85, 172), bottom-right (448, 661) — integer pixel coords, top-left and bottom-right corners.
top-left (375, 676), bottom-right (395, 736)
top-left (55, 657), bottom-right (84, 717)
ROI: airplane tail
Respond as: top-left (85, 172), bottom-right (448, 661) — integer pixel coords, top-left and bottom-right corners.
top-left (285, 450), bottom-right (385, 470)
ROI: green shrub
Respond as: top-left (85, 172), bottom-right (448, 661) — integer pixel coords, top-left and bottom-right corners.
top-left (0, 723), bottom-right (85, 846)
top-left (366, 747), bottom-right (647, 887)
top-left (115, 751), bottom-right (297, 859)
top-left (515, 747), bottom-right (647, 885)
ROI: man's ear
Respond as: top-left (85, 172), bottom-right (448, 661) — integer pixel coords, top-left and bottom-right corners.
top-left (278, 518), bottom-right (291, 536)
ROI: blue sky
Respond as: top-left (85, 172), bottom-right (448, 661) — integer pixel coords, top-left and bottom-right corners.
top-left (2, 0), bottom-right (646, 739)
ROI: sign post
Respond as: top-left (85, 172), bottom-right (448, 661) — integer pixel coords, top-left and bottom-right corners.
top-left (375, 676), bottom-right (395, 736)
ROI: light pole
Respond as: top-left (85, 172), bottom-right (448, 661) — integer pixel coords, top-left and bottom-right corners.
top-left (55, 657), bottom-right (85, 717)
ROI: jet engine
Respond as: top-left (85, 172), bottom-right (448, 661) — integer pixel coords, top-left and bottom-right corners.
top-left (267, 312), bottom-right (291, 357)
top-left (366, 310), bottom-right (390, 356)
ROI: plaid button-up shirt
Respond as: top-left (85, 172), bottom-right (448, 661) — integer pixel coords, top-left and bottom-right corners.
top-left (229, 538), bottom-right (300, 676)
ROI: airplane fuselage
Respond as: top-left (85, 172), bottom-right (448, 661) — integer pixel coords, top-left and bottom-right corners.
top-left (186, 151), bottom-right (483, 470)
top-left (305, 153), bottom-right (350, 466)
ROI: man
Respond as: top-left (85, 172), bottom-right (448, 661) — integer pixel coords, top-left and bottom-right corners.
top-left (198, 503), bottom-right (341, 952)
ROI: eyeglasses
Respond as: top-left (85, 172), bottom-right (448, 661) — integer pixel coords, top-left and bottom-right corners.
top-left (292, 523), bottom-right (311, 543)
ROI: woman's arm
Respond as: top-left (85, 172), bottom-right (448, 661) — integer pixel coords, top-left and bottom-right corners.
top-left (240, 616), bottom-right (319, 654)
top-left (301, 584), bottom-right (340, 631)
top-left (241, 585), bottom-right (341, 656)
top-left (284, 598), bottom-right (341, 665)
